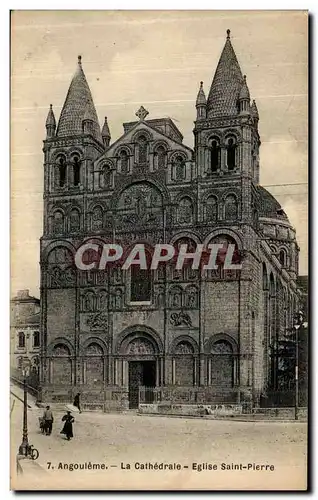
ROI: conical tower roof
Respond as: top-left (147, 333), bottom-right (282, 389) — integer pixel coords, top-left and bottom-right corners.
top-left (56, 56), bottom-right (102, 143)
top-left (196, 81), bottom-right (207, 106)
top-left (102, 116), bottom-right (111, 138)
top-left (46, 104), bottom-right (56, 127)
top-left (239, 75), bottom-right (250, 100)
top-left (207, 30), bottom-right (244, 118)
top-left (251, 99), bottom-right (259, 119)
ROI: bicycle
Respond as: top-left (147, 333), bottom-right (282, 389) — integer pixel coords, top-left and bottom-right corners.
top-left (26, 444), bottom-right (39, 460)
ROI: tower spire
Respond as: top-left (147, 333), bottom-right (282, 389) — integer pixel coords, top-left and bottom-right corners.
top-left (56, 56), bottom-right (102, 143)
top-left (207, 29), bottom-right (244, 118)
top-left (196, 81), bottom-right (207, 120)
top-left (102, 116), bottom-right (111, 148)
top-left (45, 104), bottom-right (56, 138)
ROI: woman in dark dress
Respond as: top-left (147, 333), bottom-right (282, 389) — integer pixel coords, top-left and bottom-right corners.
top-left (60, 411), bottom-right (75, 440)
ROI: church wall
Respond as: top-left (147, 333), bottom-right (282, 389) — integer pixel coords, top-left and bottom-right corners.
top-left (46, 289), bottom-right (76, 341)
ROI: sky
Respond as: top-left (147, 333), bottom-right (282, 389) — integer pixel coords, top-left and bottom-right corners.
top-left (11, 10), bottom-right (308, 298)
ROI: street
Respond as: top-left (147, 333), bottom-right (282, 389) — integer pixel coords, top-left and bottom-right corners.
top-left (11, 394), bottom-right (307, 490)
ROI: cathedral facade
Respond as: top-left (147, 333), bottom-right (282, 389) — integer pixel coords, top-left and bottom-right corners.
top-left (40, 31), bottom-right (300, 409)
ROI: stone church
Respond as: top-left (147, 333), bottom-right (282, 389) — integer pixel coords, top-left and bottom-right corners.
top-left (40, 30), bottom-right (300, 409)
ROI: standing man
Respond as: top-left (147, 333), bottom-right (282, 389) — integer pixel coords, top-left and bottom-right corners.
top-left (73, 393), bottom-right (82, 413)
top-left (43, 405), bottom-right (54, 435)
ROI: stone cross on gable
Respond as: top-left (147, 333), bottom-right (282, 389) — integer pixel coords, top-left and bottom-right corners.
top-left (135, 106), bottom-right (149, 121)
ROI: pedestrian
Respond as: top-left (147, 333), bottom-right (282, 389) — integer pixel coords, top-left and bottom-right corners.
top-left (73, 392), bottom-right (82, 413)
top-left (42, 405), bottom-right (54, 435)
top-left (60, 410), bottom-right (75, 440)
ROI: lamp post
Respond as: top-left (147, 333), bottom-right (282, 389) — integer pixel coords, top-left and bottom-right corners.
top-left (18, 366), bottom-right (30, 456)
top-left (293, 311), bottom-right (304, 421)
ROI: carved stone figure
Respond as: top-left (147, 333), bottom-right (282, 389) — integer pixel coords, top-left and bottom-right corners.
top-left (87, 312), bottom-right (108, 330)
top-left (170, 312), bottom-right (192, 327)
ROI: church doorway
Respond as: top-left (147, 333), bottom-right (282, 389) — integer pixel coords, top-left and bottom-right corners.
top-left (128, 360), bottom-right (156, 409)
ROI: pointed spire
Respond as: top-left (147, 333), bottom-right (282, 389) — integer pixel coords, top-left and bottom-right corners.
top-left (56, 56), bottom-right (102, 144)
top-left (196, 81), bottom-right (207, 106)
top-left (207, 29), bottom-right (244, 118)
top-left (45, 104), bottom-right (56, 138)
top-left (102, 117), bottom-right (111, 148)
top-left (251, 99), bottom-right (259, 120)
top-left (239, 75), bottom-right (250, 100)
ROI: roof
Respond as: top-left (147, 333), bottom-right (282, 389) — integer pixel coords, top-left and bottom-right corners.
top-left (257, 186), bottom-right (290, 222)
top-left (239, 75), bottom-right (250, 100)
top-left (102, 117), bottom-right (111, 138)
top-left (45, 104), bottom-right (56, 127)
top-left (207, 30), bottom-right (244, 118)
top-left (56, 56), bottom-right (102, 144)
top-left (196, 81), bottom-right (207, 106)
top-left (11, 290), bottom-right (40, 304)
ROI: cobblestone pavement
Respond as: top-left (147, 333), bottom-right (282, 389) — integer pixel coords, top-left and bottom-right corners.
top-left (11, 395), bottom-right (307, 491)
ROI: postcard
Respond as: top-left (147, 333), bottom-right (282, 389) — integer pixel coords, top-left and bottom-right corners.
top-left (10, 10), bottom-right (308, 491)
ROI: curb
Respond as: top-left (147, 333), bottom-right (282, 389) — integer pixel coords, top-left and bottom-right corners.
top-left (16, 455), bottom-right (47, 475)
top-left (137, 412), bottom-right (307, 423)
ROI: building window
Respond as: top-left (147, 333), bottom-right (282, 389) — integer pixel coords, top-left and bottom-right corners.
top-left (210, 139), bottom-right (220, 172)
top-left (70, 208), bottom-right (80, 232)
top-left (137, 135), bottom-right (148, 164)
top-left (52, 210), bottom-right (64, 234)
top-left (156, 145), bottom-right (166, 169)
top-left (119, 150), bottom-right (129, 174)
top-left (57, 156), bottom-right (67, 187)
top-left (175, 156), bottom-right (186, 181)
top-left (205, 195), bottom-right (218, 222)
top-left (18, 332), bottom-right (25, 348)
top-left (226, 137), bottom-right (237, 171)
top-left (130, 266), bottom-right (151, 302)
top-left (224, 194), bottom-right (238, 220)
top-left (279, 249), bottom-right (287, 267)
top-left (72, 156), bottom-right (81, 186)
top-left (33, 331), bottom-right (40, 347)
top-left (178, 197), bottom-right (193, 224)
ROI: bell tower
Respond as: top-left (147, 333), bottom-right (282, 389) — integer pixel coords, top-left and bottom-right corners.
top-left (194, 30), bottom-right (261, 223)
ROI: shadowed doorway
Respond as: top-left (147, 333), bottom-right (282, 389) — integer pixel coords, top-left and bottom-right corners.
top-left (128, 361), bottom-right (156, 409)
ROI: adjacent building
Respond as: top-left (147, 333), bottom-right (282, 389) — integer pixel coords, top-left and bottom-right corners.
top-left (40, 31), bottom-right (300, 409)
top-left (10, 289), bottom-right (40, 382)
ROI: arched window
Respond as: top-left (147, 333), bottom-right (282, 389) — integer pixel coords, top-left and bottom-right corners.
top-left (72, 156), bottom-right (81, 186)
top-left (119, 150), bottom-right (129, 174)
top-left (224, 194), bottom-right (238, 220)
top-left (17, 357), bottom-right (23, 370)
top-left (279, 249), bottom-right (287, 267)
top-left (52, 210), bottom-right (64, 234)
top-left (92, 206), bottom-right (103, 231)
top-left (175, 156), bottom-right (186, 181)
top-left (130, 264), bottom-right (151, 302)
top-left (210, 139), bottom-right (220, 172)
top-left (57, 156), bottom-right (67, 188)
top-left (18, 332), bottom-right (25, 348)
top-left (70, 208), bottom-right (80, 232)
top-left (178, 197), bottom-right (193, 224)
top-left (33, 331), bottom-right (40, 347)
top-left (210, 340), bottom-right (235, 387)
top-left (156, 145), bottom-right (166, 169)
top-left (137, 135), bottom-right (148, 164)
top-left (262, 263), bottom-right (268, 290)
top-left (226, 137), bottom-right (237, 171)
top-left (206, 195), bottom-right (218, 222)
top-left (174, 341), bottom-right (195, 386)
